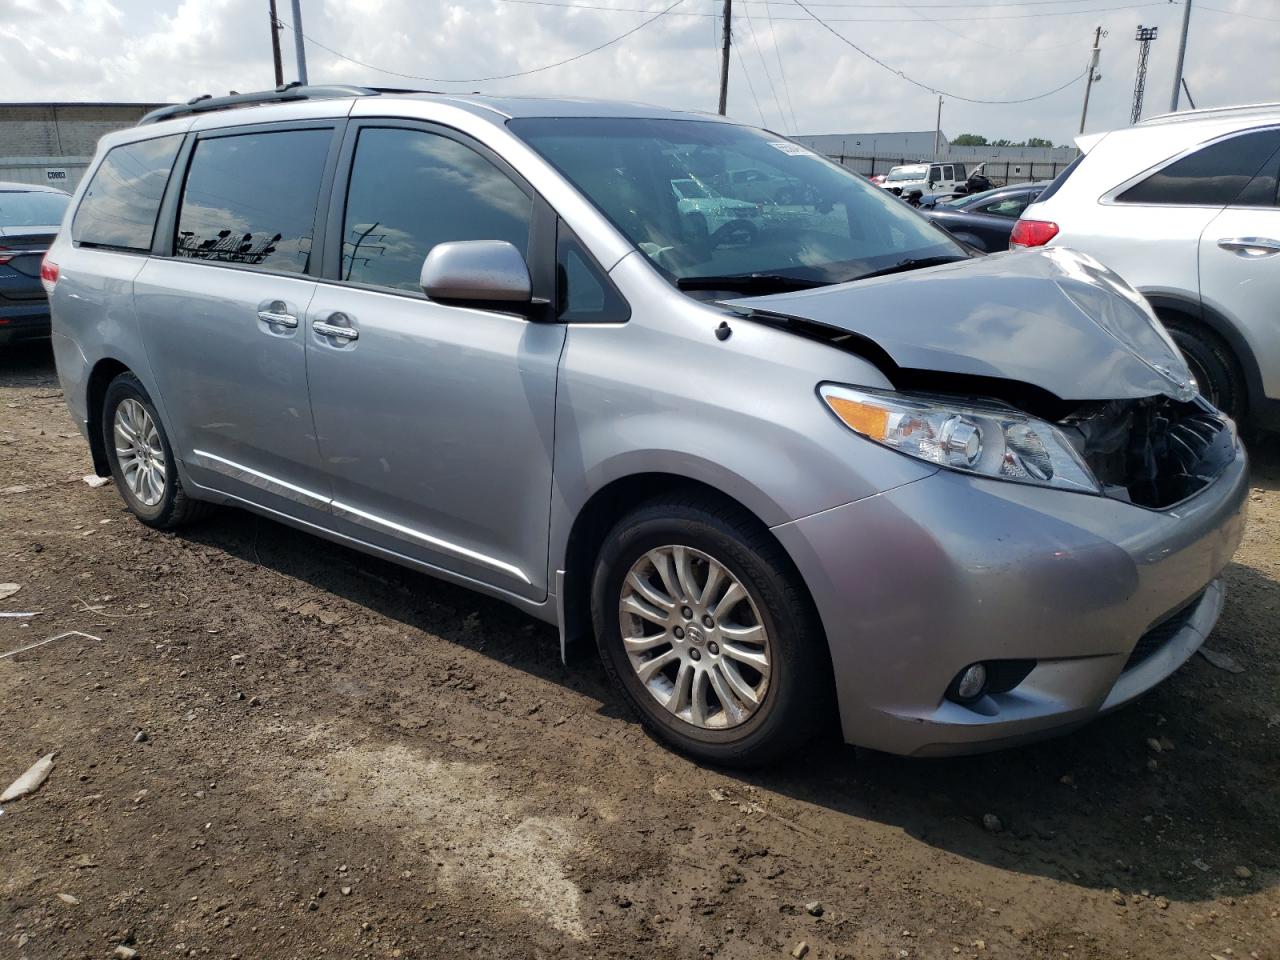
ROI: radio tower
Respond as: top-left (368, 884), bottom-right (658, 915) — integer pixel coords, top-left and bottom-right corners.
top-left (1131, 25), bottom-right (1158, 124)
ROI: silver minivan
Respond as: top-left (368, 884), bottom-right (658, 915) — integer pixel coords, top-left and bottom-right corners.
top-left (46, 86), bottom-right (1248, 766)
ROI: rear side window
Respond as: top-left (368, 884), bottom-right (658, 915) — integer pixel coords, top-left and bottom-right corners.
top-left (1232, 143), bottom-right (1280, 207)
top-left (0, 191), bottom-right (70, 228)
top-left (1117, 129), bottom-right (1280, 206)
top-left (72, 135), bottom-right (181, 251)
top-left (978, 194), bottom-right (1032, 219)
top-left (340, 127), bottom-right (533, 292)
top-left (176, 129), bottom-right (330, 273)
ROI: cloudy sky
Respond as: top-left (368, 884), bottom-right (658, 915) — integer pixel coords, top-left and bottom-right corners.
top-left (3, 0), bottom-right (1278, 145)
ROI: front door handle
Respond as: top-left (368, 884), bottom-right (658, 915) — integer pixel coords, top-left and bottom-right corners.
top-left (1217, 237), bottom-right (1280, 257)
top-left (314, 316), bottom-right (359, 341)
top-left (257, 308), bottom-right (298, 328)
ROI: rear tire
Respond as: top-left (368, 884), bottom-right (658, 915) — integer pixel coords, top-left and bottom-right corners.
top-left (101, 372), bottom-right (210, 529)
top-left (1161, 317), bottom-right (1247, 422)
top-left (591, 496), bottom-right (833, 768)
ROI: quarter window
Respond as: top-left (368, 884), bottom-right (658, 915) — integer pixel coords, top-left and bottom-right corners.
top-left (176, 129), bottom-right (330, 273)
top-left (72, 135), bottom-right (181, 251)
top-left (557, 227), bottom-right (629, 323)
top-left (1117, 129), bottom-right (1280, 206)
top-left (340, 127), bottom-right (533, 292)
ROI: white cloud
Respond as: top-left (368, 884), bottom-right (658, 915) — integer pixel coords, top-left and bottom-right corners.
top-left (2, 0), bottom-right (1277, 145)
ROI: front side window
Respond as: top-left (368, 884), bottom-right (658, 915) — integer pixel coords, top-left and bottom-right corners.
top-left (1117, 129), bottom-right (1280, 206)
top-left (341, 127), bottom-right (533, 292)
top-left (510, 117), bottom-right (964, 287)
top-left (72, 135), bottom-right (181, 251)
top-left (176, 128), bottom-right (330, 273)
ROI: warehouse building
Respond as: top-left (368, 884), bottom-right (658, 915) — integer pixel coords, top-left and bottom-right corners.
top-left (1, 102), bottom-right (166, 191)
top-left (792, 130), bottom-right (1080, 184)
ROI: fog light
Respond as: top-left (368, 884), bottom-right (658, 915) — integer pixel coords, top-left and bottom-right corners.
top-left (950, 663), bottom-right (988, 703)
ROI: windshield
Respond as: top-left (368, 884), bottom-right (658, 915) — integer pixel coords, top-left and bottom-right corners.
top-left (0, 190), bottom-right (69, 227)
top-left (886, 166), bottom-right (928, 182)
top-left (509, 118), bottom-right (962, 286)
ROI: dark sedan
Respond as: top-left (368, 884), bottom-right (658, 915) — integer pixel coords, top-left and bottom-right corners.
top-left (923, 181), bottom-right (1050, 252)
top-left (1, 182), bottom-right (71, 347)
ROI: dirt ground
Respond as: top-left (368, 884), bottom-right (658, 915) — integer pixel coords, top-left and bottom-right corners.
top-left (1, 341), bottom-right (1277, 960)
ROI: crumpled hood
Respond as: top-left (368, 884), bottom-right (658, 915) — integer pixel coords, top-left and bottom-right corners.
top-left (725, 247), bottom-right (1197, 403)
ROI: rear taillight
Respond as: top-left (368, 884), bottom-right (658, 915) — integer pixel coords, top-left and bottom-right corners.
top-left (40, 256), bottom-right (59, 294)
top-left (1009, 219), bottom-right (1059, 248)
top-left (0, 246), bottom-right (12, 265)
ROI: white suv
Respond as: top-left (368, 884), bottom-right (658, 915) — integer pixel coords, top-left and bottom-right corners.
top-left (1012, 103), bottom-right (1280, 428)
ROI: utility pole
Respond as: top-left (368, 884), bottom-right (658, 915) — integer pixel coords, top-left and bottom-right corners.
top-left (1131, 26), bottom-right (1158, 124)
top-left (1170, 0), bottom-right (1192, 111)
top-left (290, 0), bottom-right (308, 85)
top-left (1078, 26), bottom-right (1104, 135)
top-left (268, 0), bottom-right (284, 88)
top-left (717, 0), bottom-right (731, 115)
top-left (933, 95), bottom-right (942, 157)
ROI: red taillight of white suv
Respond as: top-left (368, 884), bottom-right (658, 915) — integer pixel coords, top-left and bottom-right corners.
top-left (1009, 219), bottom-right (1059, 248)
top-left (40, 256), bottom-right (59, 295)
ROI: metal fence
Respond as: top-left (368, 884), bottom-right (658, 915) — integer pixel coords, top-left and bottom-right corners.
top-left (821, 153), bottom-right (1073, 185)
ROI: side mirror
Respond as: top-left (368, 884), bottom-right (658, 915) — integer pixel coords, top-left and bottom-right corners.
top-left (420, 240), bottom-right (531, 304)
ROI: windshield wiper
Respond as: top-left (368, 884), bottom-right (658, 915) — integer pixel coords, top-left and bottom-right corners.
top-left (851, 255), bottom-right (969, 282)
top-left (676, 273), bottom-right (832, 292)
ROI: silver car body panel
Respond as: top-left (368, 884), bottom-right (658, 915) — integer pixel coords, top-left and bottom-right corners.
top-left (726, 246), bottom-right (1196, 402)
top-left (47, 92), bottom-right (1249, 756)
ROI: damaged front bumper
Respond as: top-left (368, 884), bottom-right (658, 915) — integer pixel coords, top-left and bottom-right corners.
top-left (772, 437), bottom-right (1248, 757)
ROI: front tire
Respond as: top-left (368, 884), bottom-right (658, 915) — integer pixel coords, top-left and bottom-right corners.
top-left (591, 497), bottom-right (832, 767)
top-left (102, 372), bottom-right (209, 529)
top-left (1161, 318), bottom-right (1247, 422)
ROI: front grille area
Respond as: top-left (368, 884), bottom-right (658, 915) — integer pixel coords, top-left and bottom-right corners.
top-left (1060, 396), bottom-right (1235, 509)
top-left (1124, 591), bottom-right (1204, 671)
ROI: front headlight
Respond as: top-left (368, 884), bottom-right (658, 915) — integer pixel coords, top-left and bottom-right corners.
top-left (819, 384), bottom-right (1099, 494)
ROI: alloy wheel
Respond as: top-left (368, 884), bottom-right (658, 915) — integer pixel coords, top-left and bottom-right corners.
top-left (618, 545), bottom-right (772, 729)
top-left (113, 397), bottom-right (166, 507)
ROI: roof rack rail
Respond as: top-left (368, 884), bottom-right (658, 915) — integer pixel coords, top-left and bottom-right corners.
top-left (138, 83), bottom-right (379, 126)
top-left (1138, 101), bottom-right (1280, 125)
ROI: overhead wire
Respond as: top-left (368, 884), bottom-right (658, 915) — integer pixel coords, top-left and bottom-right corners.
top-left (730, 36), bottom-right (770, 124)
top-left (762, 1), bottom-right (801, 131)
top-left (277, 0), bottom-right (684, 83)
top-left (740, 0), bottom-right (791, 130)
top-left (493, 0), bottom-right (1175, 17)
top-left (789, 0), bottom-right (1089, 102)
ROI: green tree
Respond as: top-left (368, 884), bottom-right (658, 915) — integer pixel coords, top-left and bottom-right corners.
top-left (952, 133), bottom-right (988, 146)
top-left (1024, 137), bottom-right (1054, 148)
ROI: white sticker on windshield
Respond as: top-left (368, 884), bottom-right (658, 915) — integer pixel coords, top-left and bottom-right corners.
top-left (767, 141), bottom-right (813, 157)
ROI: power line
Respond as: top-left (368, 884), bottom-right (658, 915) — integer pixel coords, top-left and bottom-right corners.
top-left (790, 0), bottom-right (1088, 102)
top-left (740, 0), bottom-right (789, 130)
top-left (492, 0), bottom-right (1175, 21)
top-left (899, 4), bottom-right (1082, 50)
top-left (730, 36), bottom-right (769, 124)
top-left (278, 0), bottom-right (685, 83)
top-left (1198, 2), bottom-right (1280, 23)
top-left (762, 0), bottom-right (801, 131)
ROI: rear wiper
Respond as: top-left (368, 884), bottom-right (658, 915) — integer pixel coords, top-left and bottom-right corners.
top-left (851, 255), bottom-right (969, 282)
top-left (676, 273), bottom-right (831, 292)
